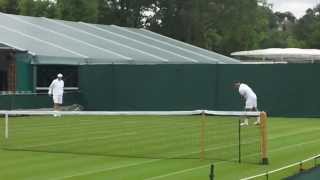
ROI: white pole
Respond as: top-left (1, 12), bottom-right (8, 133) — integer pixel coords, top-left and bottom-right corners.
top-left (5, 113), bottom-right (8, 139)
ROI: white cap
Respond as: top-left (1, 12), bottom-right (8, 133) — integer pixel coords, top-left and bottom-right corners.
top-left (57, 73), bottom-right (63, 78)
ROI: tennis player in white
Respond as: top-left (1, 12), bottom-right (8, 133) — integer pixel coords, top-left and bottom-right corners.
top-left (48, 73), bottom-right (64, 116)
top-left (234, 82), bottom-right (260, 126)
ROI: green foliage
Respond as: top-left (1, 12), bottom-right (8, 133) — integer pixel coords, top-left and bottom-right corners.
top-left (261, 30), bottom-right (289, 48)
top-left (308, 22), bottom-right (320, 48)
top-left (293, 6), bottom-right (320, 49)
top-left (56, 0), bottom-right (98, 23)
top-left (203, 0), bottom-right (270, 54)
top-left (96, 0), bottom-right (150, 27)
top-left (0, 0), bottom-right (18, 14)
top-left (18, 0), bottom-right (57, 18)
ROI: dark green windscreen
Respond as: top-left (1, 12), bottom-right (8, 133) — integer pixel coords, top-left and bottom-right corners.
top-left (79, 64), bottom-right (320, 116)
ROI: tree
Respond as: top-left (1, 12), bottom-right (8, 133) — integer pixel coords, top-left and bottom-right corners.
top-left (293, 7), bottom-right (320, 48)
top-left (56, 0), bottom-right (98, 23)
top-left (96, 0), bottom-right (151, 27)
top-left (19, 0), bottom-right (57, 18)
top-left (204, 0), bottom-right (271, 54)
top-left (146, 0), bottom-right (276, 54)
top-left (0, 0), bottom-right (19, 14)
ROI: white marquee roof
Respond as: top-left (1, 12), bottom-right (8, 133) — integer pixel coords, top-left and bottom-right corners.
top-left (0, 12), bottom-right (240, 65)
top-left (231, 48), bottom-right (320, 61)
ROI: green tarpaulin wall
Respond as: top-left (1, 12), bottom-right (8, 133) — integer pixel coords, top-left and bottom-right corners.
top-left (79, 64), bottom-right (320, 117)
top-left (1, 63), bottom-right (319, 116)
top-left (16, 53), bottom-right (33, 92)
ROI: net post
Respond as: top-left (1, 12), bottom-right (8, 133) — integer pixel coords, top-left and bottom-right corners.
top-left (209, 164), bottom-right (214, 180)
top-left (5, 113), bottom-right (8, 139)
top-left (238, 118), bottom-right (241, 163)
top-left (299, 161), bottom-right (304, 172)
top-left (200, 111), bottom-right (206, 161)
top-left (260, 111), bottom-right (269, 164)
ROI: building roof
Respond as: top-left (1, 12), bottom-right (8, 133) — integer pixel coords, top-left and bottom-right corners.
top-left (0, 12), bottom-right (240, 65)
top-left (231, 48), bottom-right (320, 63)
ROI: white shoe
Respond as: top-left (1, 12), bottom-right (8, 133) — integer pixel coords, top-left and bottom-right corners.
top-left (241, 119), bottom-right (249, 126)
top-left (254, 121), bottom-right (260, 125)
top-left (241, 122), bottom-right (248, 126)
top-left (53, 113), bottom-right (61, 117)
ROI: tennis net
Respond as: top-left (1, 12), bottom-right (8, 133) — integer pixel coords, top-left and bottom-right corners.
top-left (0, 110), bottom-right (268, 163)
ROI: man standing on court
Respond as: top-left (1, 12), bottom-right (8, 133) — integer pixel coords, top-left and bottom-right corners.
top-left (234, 82), bottom-right (260, 126)
top-left (48, 73), bottom-right (64, 115)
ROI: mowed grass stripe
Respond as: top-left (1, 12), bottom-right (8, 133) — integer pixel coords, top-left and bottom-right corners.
top-left (62, 118), bottom-right (320, 180)
top-left (45, 136), bottom-right (245, 180)
top-left (5, 115), bottom-right (203, 138)
top-left (5, 116), bottom-right (312, 164)
top-left (0, 117), bottom-right (319, 180)
top-left (4, 116), bottom-right (200, 144)
top-left (145, 136), bottom-right (320, 180)
top-left (100, 119), bottom-right (320, 179)
top-left (3, 116), bottom-right (249, 160)
top-left (6, 117), bottom-right (236, 144)
top-left (5, 117), bottom-right (160, 136)
top-left (1, 116), bottom-right (312, 162)
top-left (56, 127), bottom-right (320, 180)
top-left (4, 115), bottom-right (202, 129)
top-left (143, 119), bottom-right (320, 180)
top-left (2, 115), bottom-right (252, 151)
top-left (6, 116), bottom-right (202, 146)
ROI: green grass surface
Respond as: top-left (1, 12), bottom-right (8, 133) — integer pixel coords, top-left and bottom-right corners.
top-left (0, 115), bottom-right (319, 180)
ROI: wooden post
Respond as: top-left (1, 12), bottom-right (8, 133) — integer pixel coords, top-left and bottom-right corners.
top-left (5, 113), bottom-right (8, 139)
top-left (260, 111), bottom-right (269, 164)
top-left (200, 111), bottom-right (206, 160)
top-left (8, 61), bottom-right (16, 91)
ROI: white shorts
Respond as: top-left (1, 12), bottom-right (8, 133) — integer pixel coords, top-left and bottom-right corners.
top-left (53, 95), bottom-right (63, 104)
top-left (245, 97), bottom-right (257, 109)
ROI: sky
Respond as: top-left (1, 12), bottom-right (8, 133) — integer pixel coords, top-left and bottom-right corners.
top-left (267, 0), bottom-right (320, 18)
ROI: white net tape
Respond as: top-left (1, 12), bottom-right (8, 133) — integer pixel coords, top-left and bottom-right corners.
top-left (0, 110), bottom-right (261, 116)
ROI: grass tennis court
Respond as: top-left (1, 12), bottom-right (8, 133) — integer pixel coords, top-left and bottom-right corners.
top-left (0, 115), bottom-right (319, 180)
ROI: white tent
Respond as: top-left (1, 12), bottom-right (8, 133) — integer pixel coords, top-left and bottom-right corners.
top-left (231, 48), bottom-right (320, 63)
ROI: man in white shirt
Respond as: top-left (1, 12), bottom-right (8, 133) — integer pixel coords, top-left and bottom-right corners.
top-left (48, 73), bottom-right (64, 115)
top-left (234, 82), bottom-right (260, 126)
